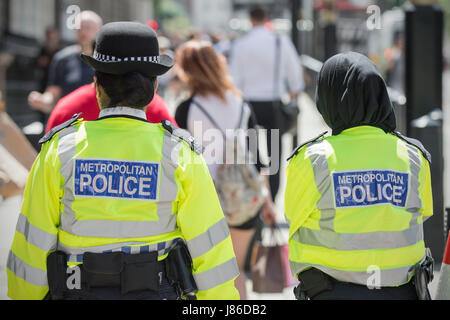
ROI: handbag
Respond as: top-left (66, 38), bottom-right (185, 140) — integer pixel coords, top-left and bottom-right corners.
top-left (250, 243), bottom-right (285, 293)
top-left (250, 226), bottom-right (291, 293)
top-left (273, 35), bottom-right (300, 136)
top-left (191, 99), bottom-right (268, 227)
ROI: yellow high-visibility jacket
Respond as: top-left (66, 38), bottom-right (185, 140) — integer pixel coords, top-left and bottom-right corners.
top-left (7, 107), bottom-right (240, 300)
top-left (285, 126), bottom-right (433, 287)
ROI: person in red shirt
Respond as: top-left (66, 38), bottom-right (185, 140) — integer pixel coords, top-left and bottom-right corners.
top-left (46, 83), bottom-right (176, 133)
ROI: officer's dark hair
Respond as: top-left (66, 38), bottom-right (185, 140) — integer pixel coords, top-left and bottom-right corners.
top-left (95, 71), bottom-right (156, 109)
top-left (249, 6), bottom-right (267, 23)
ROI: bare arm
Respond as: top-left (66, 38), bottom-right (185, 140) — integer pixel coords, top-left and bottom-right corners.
top-left (260, 175), bottom-right (277, 226)
top-left (28, 86), bottom-right (62, 114)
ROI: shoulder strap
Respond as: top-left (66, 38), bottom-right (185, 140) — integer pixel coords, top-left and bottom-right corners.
top-left (236, 100), bottom-right (247, 129)
top-left (391, 131), bottom-right (432, 164)
top-left (39, 113), bottom-right (82, 144)
top-left (193, 98), bottom-right (248, 131)
top-left (247, 102), bottom-right (261, 130)
top-left (191, 99), bottom-right (227, 138)
top-left (287, 131), bottom-right (328, 161)
top-left (161, 120), bottom-right (204, 155)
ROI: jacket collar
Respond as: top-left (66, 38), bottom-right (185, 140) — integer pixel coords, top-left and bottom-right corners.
top-left (340, 125), bottom-right (385, 136)
top-left (98, 106), bottom-right (146, 120)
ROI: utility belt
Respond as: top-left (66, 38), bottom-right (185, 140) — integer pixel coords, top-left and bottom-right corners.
top-left (47, 242), bottom-right (197, 300)
top-left (294, 249), bottom-right (434, 300)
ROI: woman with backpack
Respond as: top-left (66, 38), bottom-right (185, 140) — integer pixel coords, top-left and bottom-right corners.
top-left (174, 40), bottom-right (277, 299)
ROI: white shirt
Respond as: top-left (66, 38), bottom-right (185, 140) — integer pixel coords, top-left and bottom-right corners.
top-left (187, 91), bottom-right (250, 180)
top-left (229, 26), bottom-right (305, 101)
top-left (98, 106), bottom-right (147, 120)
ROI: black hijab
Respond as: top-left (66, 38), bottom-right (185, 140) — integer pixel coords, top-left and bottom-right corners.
top-left (316, 52), bottom-right (396, 135)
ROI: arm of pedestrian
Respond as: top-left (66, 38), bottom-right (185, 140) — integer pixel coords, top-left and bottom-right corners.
top-left (261, 175), bottom-right (277, 227)
top-left (282, 36), bottom-right (305, 95)
top-left (41, 86), bottom-right (62, 113)
top-left (228, 42), bottom-right (245, 92)
top-left (28, 86), bottom-right (61, 114)
top-left (289, 91), bottom-right (299, 101)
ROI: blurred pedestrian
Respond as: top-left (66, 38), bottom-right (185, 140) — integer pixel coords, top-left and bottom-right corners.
top-left (28, 11), bottom-right (102, 117)
top-left (33, 26), bottom-right (61, 125)
top-left (156, 36), bottom-right (175, 98)
top-left (212, 31), bottom-right (237, 62)
top-left (45, 83), bottom-right (176, 133)
top-left (229, 6), bottom-right (305, 201)
top-left (35, 27), bottom-right (61, 94)
top-left (286, 52), bottom-right (433, 300)
top-left (385, 30), bottom-right (405, 93)
top-left (174, 40), bottom-right (277, 299)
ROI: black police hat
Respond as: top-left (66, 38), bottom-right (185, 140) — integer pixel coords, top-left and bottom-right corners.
top-left (80, 21), bottom-right (173, 77)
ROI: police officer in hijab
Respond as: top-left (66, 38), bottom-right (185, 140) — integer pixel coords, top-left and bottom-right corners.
top-left (285, 52), bottom-right (434, 300)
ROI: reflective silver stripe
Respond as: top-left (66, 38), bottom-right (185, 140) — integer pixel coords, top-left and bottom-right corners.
top-left (293, 224), bottom-right (424, 251)
top-left (58, 125), bottom-right (77, 185)
top-left (7, 251), bottom-right (48, 287)
top-left (130, 246), bottom-right (141, 254)
top-left (187, 218), bottom-right (230, 259)
top-left (306, 141), bottom-right (335, 231)
top-left (160, 133), bottom-right (180, 202)
top-left (61, 202), bottom-right (177, 238)
top-left (405, 143), bottom-right (423, 227)
top-left (16, 214), bottom-right (57, 252)
top-left (290, 261), bottom-right (416, 287)
top-left (194, 258), bottom-right (239, 291)
top-left (59, 125), bottom-right (78, 233)
top-left (58, 127), bottom-right (179, 238)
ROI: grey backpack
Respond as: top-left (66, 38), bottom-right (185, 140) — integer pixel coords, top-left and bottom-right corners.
top-left (192, 99), bottom-right (268, 227)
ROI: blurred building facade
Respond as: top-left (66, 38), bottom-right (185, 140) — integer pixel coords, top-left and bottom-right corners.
top-left (0, 0), bottom-right (153, 139)
top-left (189, 0), bottom-right (232, 32)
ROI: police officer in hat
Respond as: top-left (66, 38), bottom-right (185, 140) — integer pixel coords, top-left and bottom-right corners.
top-left (285, 52), bottom-right (434, 300)
top-left (7, 22), bottom-right (240, 300)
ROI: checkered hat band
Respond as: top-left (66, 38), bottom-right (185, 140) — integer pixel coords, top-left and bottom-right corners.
top-left (93, 50), bottom-right (160, 63)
